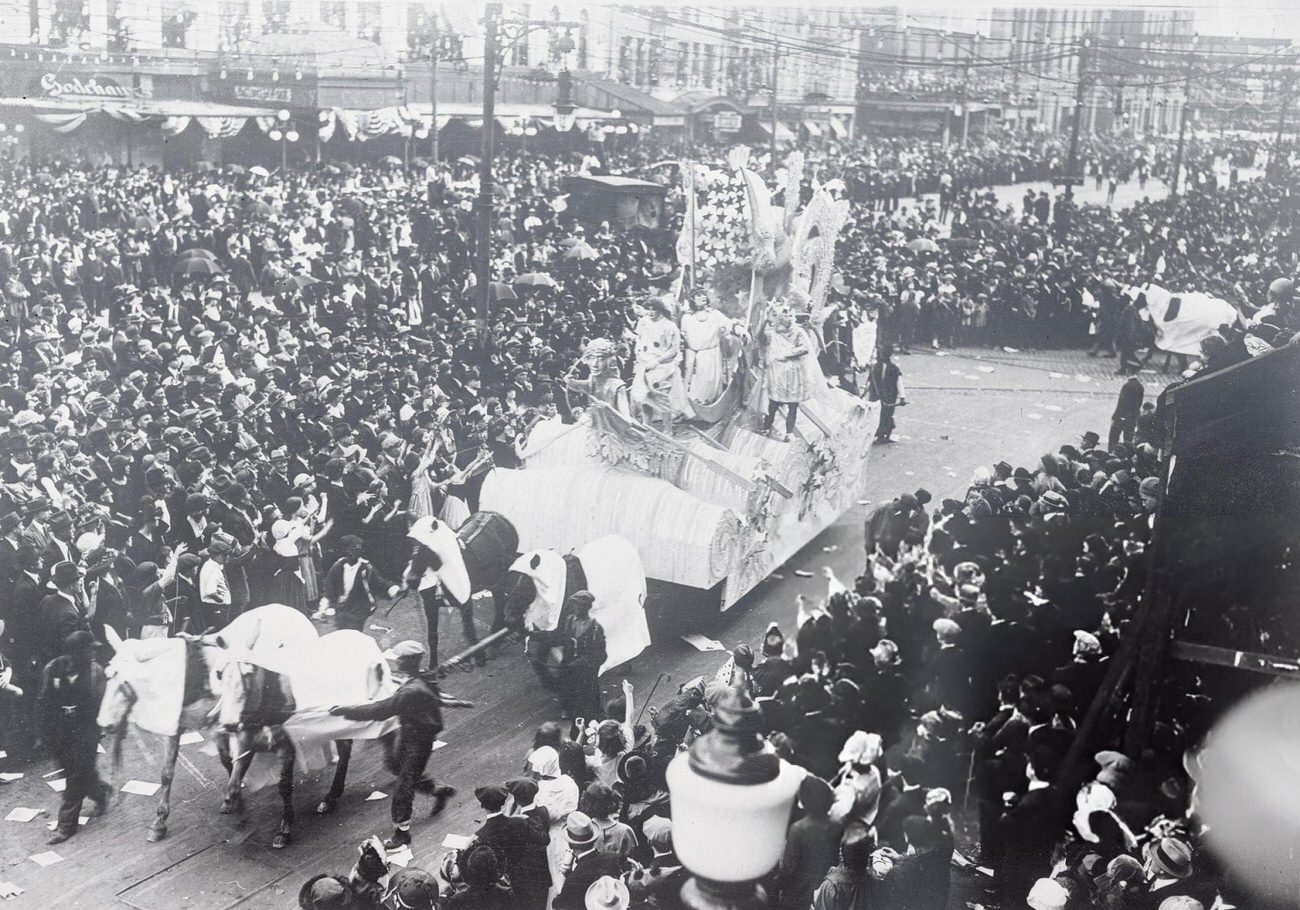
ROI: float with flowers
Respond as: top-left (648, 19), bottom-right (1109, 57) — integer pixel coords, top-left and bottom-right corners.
top-left (481, 150), bottom-right (876, 610)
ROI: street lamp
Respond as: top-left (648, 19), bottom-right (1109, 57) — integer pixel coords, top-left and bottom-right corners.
top-left (666, 688), bottom-right (802, 910)
top-left (553, 68), bottom-right (577, 132)
top-left (269, 111), bottom-right (296, 171)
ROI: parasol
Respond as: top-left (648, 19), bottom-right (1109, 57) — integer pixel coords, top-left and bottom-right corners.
top-left (174, 258), bottom-right (224, 278)
top-left (562, 242), bottom-right (599, 262)
top-left (488, 282), bottom-right (518, 302)
top-left (249, 165), bottom-right (271, 177)
top-left (513, 272), bottom-right (558, 289)
top-left (906, 238), bottom-right (940, 254)
top-left (380, 155), bottom-right (403, 166)
top-left (276, 274), bottom-right (319, 294)
top-left (225, 164), bottom-right (246, 175)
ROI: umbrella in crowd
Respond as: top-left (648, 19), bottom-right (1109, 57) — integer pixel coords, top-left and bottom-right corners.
top-left (488, 282), bottom-right (518, 302)
top-left (563, 242), bottom-right (600, 261)
top-left (226, 164), bottom-right (246, 175)
top-left (249, 165), bottom-right (271, 177)
top-left (276, 274), bottom-right (320, 294)
top-left (380, 155), bottom-right (404, 167)
top-left (244, 200), bottom-right (276, 218)
top-left (174, 257), bottom-right (224, 278)
top-left (513, 272), bottom-right (558, 289)
top-left (177, 248), bottom-right (219, 264)
top-left (907, 237), bottom-right (940, 254)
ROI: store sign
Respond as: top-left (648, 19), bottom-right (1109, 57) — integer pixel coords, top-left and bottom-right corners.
top-left (232, 84), bottom-right (294, 103)
top-left (713, 111), bottom-right (742, 132)
top-left (39, 73), bottom-right (142, 102)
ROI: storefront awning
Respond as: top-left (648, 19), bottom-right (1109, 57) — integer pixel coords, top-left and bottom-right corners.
top-left (828, 117), bottom-right (849, 139)
top-left (802, 119), bottom-right (823, 138)
top-left (0, 96), bottom-right (284, 118)
top-left (757, 120), bottom-right (796, 143)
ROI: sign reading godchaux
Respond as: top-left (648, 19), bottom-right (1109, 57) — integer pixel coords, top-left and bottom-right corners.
top-left (39, 73), bottom-right (142, 101)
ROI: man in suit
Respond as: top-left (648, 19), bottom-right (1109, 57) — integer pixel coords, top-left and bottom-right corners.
top-left (994, 747), bottom-right (1068, 904)
top-left (38, 561), bottom-right (90, 667)
top-left (553, 812), bottom-right (624, 910)
top-left (471, 784), bottom-right (548, 910)
top-left (2, 543), bottom-right (45, 758)
top-left (775, 776), bottom-right (841, 910)
top-left (39, 630), bottom-right (110, 843)
top-left (502, 777), bottom-right (552, 910)
top-left (40, 510), bottom-right (79, 576)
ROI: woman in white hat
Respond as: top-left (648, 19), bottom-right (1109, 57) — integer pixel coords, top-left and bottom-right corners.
top-left (528, 744), bottom-right (580, 907)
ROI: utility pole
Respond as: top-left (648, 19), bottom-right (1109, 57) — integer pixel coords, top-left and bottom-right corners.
top-left (1171, 36), bottom-right (1197, 198)
top-left (770, 38), bottom-right (779, 167)
top-left (1276, 68), bottom-right (1297, 147)
top-left (1063, 33), bottom-right (1090, 199)
top-left (475, 2), bottom-right (501, 347)
top-left (960, 34), bottom-right (974, 147)
top-left (429, 14), bottom-right (439, 163)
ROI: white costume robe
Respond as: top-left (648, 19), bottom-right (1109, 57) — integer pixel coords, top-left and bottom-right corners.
top-left (681, 307), bottom-right (734, 405)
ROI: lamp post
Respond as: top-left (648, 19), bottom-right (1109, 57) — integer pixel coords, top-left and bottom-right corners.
top-left (268, 108), bottom-right (296, 171)
top-left (666, 688), bottom-right (802, 910)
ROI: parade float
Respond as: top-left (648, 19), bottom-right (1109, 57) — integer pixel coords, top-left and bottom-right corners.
top-left (481, 149), bottom-right (877, 611)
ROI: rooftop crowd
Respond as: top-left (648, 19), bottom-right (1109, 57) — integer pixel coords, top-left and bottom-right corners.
top-left (0, 124), bottom-right (1293, 908)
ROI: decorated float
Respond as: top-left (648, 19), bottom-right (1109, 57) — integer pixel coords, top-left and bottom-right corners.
top-left (482, 149), bottom-right (877, 610)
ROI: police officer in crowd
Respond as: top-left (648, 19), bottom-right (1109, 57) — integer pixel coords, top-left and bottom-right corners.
top-left (329, 640), bottom-right (471, 848)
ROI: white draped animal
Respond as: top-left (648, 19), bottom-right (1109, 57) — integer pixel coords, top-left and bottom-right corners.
top-left (1127, 283), bottom-right (1242, 357)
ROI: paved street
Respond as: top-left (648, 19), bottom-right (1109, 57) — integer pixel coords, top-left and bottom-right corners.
top-left (0, 347), bottom-right (1177, 909)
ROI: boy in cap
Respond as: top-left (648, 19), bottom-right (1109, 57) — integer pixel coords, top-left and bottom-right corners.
top-left (775, 775), bottom-right (839, 910)
top-left (329, 640), bottom-right (469, 847)
top-left (319, 534), bottom-right (399, 631)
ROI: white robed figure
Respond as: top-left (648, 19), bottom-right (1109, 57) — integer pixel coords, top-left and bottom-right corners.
top-left (630, 297), bottom-right (690, 427)
top-left (681, 291), bottom-right (738, 406)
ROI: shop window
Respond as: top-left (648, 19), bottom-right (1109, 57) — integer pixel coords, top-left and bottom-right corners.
top-left (356, 1), bottom-right (381, 43)
top-left (49, 0), bottom-right (89, 47)
top-left (264, 0), bottom-right (290, 34)
top-left (161, 0), bottom-right (197, 47)
top-left (321, 0), bottom-right (346, 30)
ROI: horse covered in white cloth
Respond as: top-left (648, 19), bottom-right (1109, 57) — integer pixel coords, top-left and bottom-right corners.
top-left (1126, 283), bottom-right (1242, 356)
top-left (500, 534), bottom-right (650, 687)
top-left (213, 623), bottom-right (398, 846)
top-left (97, 604), bottom-right (318, 843)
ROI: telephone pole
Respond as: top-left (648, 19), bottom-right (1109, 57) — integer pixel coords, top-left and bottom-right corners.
top-left (1063, 34), bottom-right (1090, 199)
top-left (475, 2), bottom-right (501, 346)
top-left (770, 38), bottom-right (780, 166)
top-left (1170, 36), bottom-right (1197, 198)
top-left (429, 15), bottom-right (439, 163)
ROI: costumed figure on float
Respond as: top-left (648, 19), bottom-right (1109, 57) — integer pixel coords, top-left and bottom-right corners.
top-left (482, 149), bottom-right (877, 609)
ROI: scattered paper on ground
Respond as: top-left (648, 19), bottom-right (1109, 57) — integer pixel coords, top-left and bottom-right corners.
top-left (680, 634), bottom-right (725, 652)
top-left (28, 851), bottom-right (64, 867)
top-left (1074, 374), bottom-right (1092, 383)
top-left (1044, 404), bottom-right (1064, 412)
top-left (0, 750), bottom-right (7, 759)
top-left (47, 779), bottom-right (66, 792)
top-left (793, 570), bottom-right (813, 578)
top-left (431, 741), bottom-right (448, 751)
top-left (42, 769), bottom-right (64, 778)
top-left (0, 881), bottom-right (25, 898)
top-left (1048, 372), bottom-right (1065, 379)
top-left (179, 731), bottom-right (204, 746)
top-left (935, 351), bottom-right (947, 357)
top-left (856, 500), bottom-right (872, 506)
top-left (97, 744), bottom-right (105, 754)
top-left (121, 780), bottom-right (161, 796)
top-left (977, 366), bottom-right (995, 373)
top-left (365, 790), bottom-right (388, 801)
top-left (5, 808), bottom-right (43, 823)
top-left (387, 845), bottom-right (414, 868)
top-left (1002, 346), bottom-right (1020, 353)
top-left (441, 834), bottom-right (474, 850)
top-left (1026, 413), bottom-right (1043, 420)
top-left (822, 545), bottom-right (838, 553)
top-left (0, 773), bottom-right (22, 783)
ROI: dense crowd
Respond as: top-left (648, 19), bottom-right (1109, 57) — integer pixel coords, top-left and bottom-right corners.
top-left (295, 410), bottom-right (1257, 910)
top-left (0, 125), bottom-right (1295, 908)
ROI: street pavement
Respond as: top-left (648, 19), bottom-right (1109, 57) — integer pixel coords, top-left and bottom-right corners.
top-left (0, 346), bottom-right (1177, 909)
